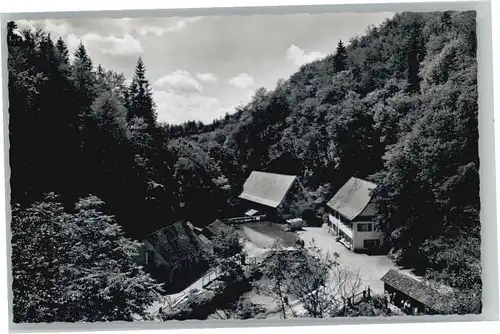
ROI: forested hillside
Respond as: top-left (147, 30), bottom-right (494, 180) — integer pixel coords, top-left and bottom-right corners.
top-left (8, 10), bottom-right (480, 312)
top-left (161, 11), bottom-right (480, 301)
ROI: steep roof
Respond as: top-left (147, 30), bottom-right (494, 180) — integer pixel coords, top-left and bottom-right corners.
top-left (326, 177), bottom-right (377, 220)
top-left (238, 171), bottom-right (298, 208)
top-left (144, 221), bottom-right (208, 268)
top-left (381, 269), bottom-right (455, 313)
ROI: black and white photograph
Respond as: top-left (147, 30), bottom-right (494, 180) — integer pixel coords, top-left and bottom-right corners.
top-left (4, 4), bottom-right (487, 325)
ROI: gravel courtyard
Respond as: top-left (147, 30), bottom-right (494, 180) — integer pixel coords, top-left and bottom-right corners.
top-left (236, 221), bottom-right (405, 295)
top-left (296, 224), bottom-right (409, 294)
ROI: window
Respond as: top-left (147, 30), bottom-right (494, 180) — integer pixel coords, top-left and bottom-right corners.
top-left (363, 239), bottom-right (381, 248)
top-left (357, 223), bottom-right (373, 232)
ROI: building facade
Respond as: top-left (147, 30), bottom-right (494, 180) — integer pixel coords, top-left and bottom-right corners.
top-left (326, 177), bottom-right (384, 251)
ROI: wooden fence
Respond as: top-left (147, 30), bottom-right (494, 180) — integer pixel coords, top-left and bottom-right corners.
top-left (342, 286), bottom-right (372, 308)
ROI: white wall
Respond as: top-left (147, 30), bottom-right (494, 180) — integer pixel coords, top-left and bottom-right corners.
top-left (328, 214), bottom-right (384, 250)
top-left (352, 221), bottom-right (384, 250)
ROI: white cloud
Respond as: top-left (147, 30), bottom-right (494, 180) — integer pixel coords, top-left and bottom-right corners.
top-left (154, 90), bottom-right (226, 124)
top-left (153, 69), bottom-right (229, 124)
top-left (197, 72), bottom-right (218, 83)
top-left (15, 19), bottom-right (37, 31)
top-left (286, 44), bottom-right (325, 66)
top-left (81, 33), bottom-right (143, 57)
top-left (153, 70), bottom-right (203, 94)
top-left (15, 19), bottom-right (69, 39)
top-left (228, 73), bottom-right (255, 89)
top-left (43, 19), bottom-right (69, 36)
top-left (66, 33), bottom-right (81, 52)
top-left (115, 16), bottom-right (202, 37)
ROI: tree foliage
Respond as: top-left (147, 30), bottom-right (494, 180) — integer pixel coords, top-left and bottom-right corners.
top-left (11, 194), bottom-right (163, 322)
top-left (261, 240), bottom-right (363, 318)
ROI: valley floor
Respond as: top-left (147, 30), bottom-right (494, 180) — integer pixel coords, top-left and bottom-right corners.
top-left (149, 222), bottom-right (409, 320)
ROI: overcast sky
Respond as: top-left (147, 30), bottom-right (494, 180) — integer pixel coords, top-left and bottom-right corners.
top-left (16, 12), bottom-right (394, 125)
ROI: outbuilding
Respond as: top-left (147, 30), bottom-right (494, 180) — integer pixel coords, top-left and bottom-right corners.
top-left (136, 221), bottom-right (210, 293)
top-left (381, 269), bottom-right (456, 315)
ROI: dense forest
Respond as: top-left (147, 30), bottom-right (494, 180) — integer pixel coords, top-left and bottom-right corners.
top-left (8, 9), bottom-right (481, 320)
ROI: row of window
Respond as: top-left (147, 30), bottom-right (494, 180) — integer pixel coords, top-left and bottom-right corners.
top-left (330, 212), bottom-right (375, 232)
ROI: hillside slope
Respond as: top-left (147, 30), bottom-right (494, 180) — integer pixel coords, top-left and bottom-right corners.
top-left (164, 11), bottom-right (480, 306)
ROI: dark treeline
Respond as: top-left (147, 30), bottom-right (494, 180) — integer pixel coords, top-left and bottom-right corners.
top-left (9, 23), bottom-right (190, 238)
top-left (8, 10), bottom-right (480, 313)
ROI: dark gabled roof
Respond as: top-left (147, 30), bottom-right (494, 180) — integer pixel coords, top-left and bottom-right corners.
top-left (326, 177), bottom-right (377, 220)
top-left (145, 221), bottom-right (208, 267)
top-left (381, 269), bottom-right (455, 313)
top-left (203, 219), bottom-right (229, 237)
top-left (238, 171), bottom-right (298, 208)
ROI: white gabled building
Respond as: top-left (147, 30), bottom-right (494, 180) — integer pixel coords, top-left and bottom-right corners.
top-left (326, 177), bottom-right (384, 251)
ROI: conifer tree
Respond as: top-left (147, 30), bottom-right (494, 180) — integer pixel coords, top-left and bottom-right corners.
top-left (127, 57), bottom-right (156, 127)
top-left (72, 42), bottom-right (96, 115)
top-left (333, 40), bottom-right (348, 72)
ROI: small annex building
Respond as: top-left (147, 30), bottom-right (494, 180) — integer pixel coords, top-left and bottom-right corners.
top-left (381, 269), bottom-right (456, 315)
top-left (238, 171), bottom-right (310, 222)
top-left (326, 177), bottom-right (383, 251)
top-left (136, 221), bottom-right (210, 293)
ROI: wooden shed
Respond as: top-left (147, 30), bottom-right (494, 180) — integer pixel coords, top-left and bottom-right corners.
top-left (136, 221), bottom-right (210, 293)
top-left (381, 269), bottom-right (456, 315)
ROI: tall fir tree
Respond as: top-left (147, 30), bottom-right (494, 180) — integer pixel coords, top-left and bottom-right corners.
top-left (127, 57), bottom-right (156, 127)
top-left (72, 42), bottom-right (96, 116)
top-left (333, 40), bottom-right (348, 73)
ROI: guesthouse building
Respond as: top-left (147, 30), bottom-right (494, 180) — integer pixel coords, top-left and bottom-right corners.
top-left (326, 177), bottom-right (383, 251)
